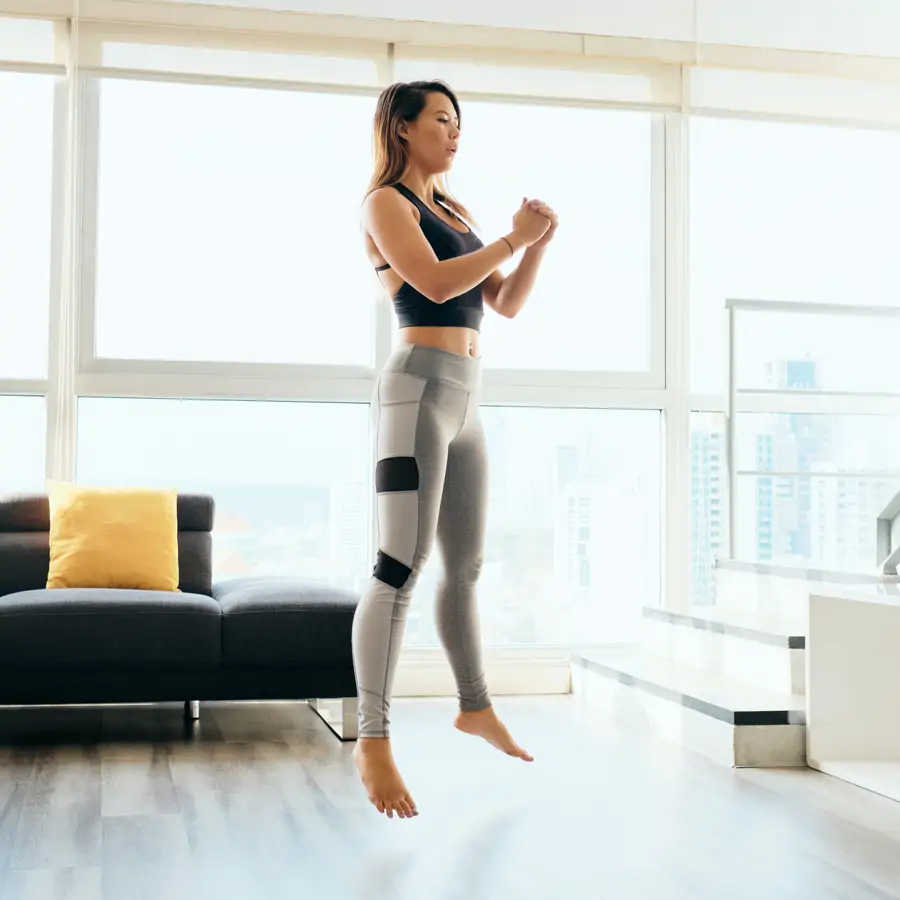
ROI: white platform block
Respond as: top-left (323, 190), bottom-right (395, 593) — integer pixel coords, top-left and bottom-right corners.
top-left (807, 585), bottom-right (900, 803)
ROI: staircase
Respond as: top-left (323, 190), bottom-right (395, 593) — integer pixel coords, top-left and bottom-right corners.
top-left (571, 560), bottom-right (880, 767)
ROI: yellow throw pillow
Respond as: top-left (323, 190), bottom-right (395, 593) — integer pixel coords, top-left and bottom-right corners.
top-left (46, 482), bottom-right (180, 591)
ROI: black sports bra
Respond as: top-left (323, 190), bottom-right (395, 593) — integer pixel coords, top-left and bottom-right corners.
top-left (375, 183), bottom-right (485, 331)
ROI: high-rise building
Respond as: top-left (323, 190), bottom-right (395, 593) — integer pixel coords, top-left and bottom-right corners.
top-left (753, 358), bottom-right (835, 566)
top-left (691, 424), bottom-right (726, 606)
top-left (810, 474), bottom-right (894, 571)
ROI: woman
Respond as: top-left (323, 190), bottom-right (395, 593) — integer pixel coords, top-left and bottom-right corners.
top-left (352, 80), bottom-right (558, 820)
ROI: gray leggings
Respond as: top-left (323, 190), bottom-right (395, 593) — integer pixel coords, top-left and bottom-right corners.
top-left (352, 343), bottom-right (492, 738)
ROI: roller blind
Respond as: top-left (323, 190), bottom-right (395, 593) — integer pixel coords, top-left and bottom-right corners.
top-left (689, 65), bottom-right (900, 126)
top-left (77, 21), bottom-right (386, 86)
top-left (0, 14), bottom-right (61, 65)
top-left (393, 46), bottom-right (680, 107)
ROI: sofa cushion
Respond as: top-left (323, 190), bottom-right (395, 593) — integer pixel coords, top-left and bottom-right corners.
top-left (213, 577), bottom-right (358, 668)
top-left (0, 589), bottom-right (222, 668)
top-left (46, 482), bottom-right (180, 591)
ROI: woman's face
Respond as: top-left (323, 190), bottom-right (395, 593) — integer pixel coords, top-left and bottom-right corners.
top-left (400, 91), bottom-right (460, 175)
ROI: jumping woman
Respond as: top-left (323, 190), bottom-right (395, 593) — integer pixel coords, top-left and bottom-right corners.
top-left (352, 80), bottom-right (558, 819)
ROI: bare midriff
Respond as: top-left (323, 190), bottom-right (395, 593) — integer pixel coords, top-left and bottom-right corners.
top-left (396, 325), bottom-right (480, 359)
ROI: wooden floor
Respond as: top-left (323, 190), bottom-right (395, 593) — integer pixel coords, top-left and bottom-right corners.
top-left (1, 696), bottom-right (900, 900)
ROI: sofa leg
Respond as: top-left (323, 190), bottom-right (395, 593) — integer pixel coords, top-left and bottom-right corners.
top-left (308, 698), bottom-right (358, 741)
top-left (184, 700), bottom-right (200, 721)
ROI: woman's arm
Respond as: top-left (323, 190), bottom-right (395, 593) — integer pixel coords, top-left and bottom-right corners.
top-left (363, 188), bottom-right (548, 304)
top-left (484, 200), bottom-right (558, 319)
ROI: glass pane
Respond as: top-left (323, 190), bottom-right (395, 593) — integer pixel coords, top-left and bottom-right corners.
top-left (735, 313), bottom-right (900, 394)
top-left (76, 398), bottom-right (371, 591)
top-left (738, 413), bottom-right (900, 474)
top-left (0, 72), bottom-right (54, 379)
top-left (690, 117), bottom-right (900, 394)
top-left (446, 102), bottom-right (652, 372)
top-left (0, 396), bottom-right (46, 494)
top-left (690, 412), bottom-right (727, 607)
top-left (404, 408), bottom-right (662, 648)
top-left (737, 473), bottom-right (898, 571)
top-left (95, 80), bottom-right (376, 366)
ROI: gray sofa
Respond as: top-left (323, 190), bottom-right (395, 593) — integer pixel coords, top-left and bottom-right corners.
top-left (0, 493), bottom-right (359, 739)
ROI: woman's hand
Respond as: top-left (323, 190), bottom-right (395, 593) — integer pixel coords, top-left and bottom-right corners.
top-left (510, 199), bottom-right (551, 248)
top-left (524, 198), bottom-right (558, 249)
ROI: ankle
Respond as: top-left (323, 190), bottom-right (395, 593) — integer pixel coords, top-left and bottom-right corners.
top-left (458, 705), bottom-right (493, 717)
top-left (357, 736), bottom-right (392, 753)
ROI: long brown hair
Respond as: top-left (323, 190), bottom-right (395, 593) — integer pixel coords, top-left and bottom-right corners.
top-left (366, 80), bottom-right (474, 225)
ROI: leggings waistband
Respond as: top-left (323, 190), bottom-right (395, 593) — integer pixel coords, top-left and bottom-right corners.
top-left (383, 344), bottom-right (481, 392)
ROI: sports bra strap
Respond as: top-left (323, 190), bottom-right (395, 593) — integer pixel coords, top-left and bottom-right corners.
top-left (390, 182), bottom-right (422, 206)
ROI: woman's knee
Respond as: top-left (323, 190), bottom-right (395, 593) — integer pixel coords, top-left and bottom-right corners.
top-left (443, 553), bottom-right (484, 586)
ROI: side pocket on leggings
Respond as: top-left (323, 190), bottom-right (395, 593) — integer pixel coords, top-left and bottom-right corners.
top-left (372, 371), bottom-right (427, 589)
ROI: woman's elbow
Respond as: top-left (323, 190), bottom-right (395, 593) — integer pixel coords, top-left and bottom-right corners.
top-left (495, 301), bottom-right (518, 319)
top-left (424, 280), bottom-right (451, 304)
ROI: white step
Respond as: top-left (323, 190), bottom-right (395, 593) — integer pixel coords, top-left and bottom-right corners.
top-left (571, 647), bottom-right (806, 768)
top-left (641, 605), bottom-right (806, 696)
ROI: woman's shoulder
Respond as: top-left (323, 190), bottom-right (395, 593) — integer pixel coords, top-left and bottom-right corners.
top-left (365, 184), bottom-right (405, 210)
top-left (364, 184), bottom-right (417, 221)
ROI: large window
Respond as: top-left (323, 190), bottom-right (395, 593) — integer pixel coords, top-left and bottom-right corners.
top-left (690, 117), bottom-right (900, 396)
top-left (689, 116), bottom-right (900, 605)
top-left (0, 71), bottom-right (55, 380)
top-left (405, 408), bottom-right (662, 648)
top-left (76, 398), bottom-right (371, 591)
top-left (34, 9), bottom-right (900, 649)
top-left (0, 397), bottom-right (46, 494)
top-left (94, 80), bottom-right (377, 366)
top-left (447, 102), bottom-right (655, 373)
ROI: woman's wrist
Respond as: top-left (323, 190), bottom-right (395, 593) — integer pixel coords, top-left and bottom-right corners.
top-left (502, 233), bottom-right (524, 256)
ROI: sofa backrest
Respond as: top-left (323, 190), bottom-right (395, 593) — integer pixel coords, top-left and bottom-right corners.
top-left (0, 493), bottom-right (215, 597)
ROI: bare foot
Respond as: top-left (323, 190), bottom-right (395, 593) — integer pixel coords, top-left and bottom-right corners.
top-left (454, 707), bottom-right (534, 761)
top-left (353, 738), bottom-right (418, 819)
